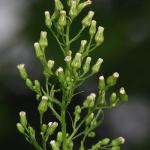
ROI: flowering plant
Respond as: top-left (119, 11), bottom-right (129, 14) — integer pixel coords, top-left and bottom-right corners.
top-left (16, 0), bottom-right (128, 150)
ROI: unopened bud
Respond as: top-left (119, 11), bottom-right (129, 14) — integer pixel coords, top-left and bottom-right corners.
top-left (45, 11), bottom-right (52, 29)
top-left (69, 1), bottom-right (78, 19)
top-left (119, 87), bottom-right (128, 102)
top-left (88, 131), bottom-right (95, 138)
top-left (100, 138), bottom-right (110, 145)
top-left (48, 60), bottom-right (55, 70)
top-left (92, 58), bottom-right (103, 74)
top-left (47, 122), bottom-right (58, 136)
top-left (56, 67), bottom-right (64, 82)
top-left (16, 123), bottom-right (25, 134)
top-left (95, 26), bottom-right (104, 46)
top-left (41, 124), bottom-right (47, 133)
top-left (106, 72), bottom-right (119, 86)
top-left (98, 76), bottom-right (105, 91)
top-left (54, 0), bottom-right (64, 11)
top-left (111, 137), bottom-right (125, 146)
top-left (86, 113), bottom-right (94, 125)
top-left (33, 80), bottom-right (41, 93)
top-left (110, 93), bottom-right (117, 107)
top-left (75, 105), bottom-right (81, 114)
top-left (89, 20), bottom-right (97, 36)
top-left (71, 53), bottom-right (82, 69)
top-left (57, 132), bottom-right (63, 145)
top-left (83, 93), bottom-right (96, 108)
top-left (78, 0), bottom-right (92, 13)
top-left (34, 42), bottom-right (44, 61)
top-left (58, 10), bottom-right (67, 28)
top-left (79, 40), bottom-right (87, 53)
top-left (83, 57), bottom-right (91, 74)
top-left (111, 146), bottom-right (120, 150)
top-left (19, 111), bottom-right (27, 127)
top-left (38, 96), bottom-right (48, 114)
top-left (39, 31), bottom-right (48, 50)
top-left (82, 11), bottom-right (95, 27)
top-left (64, 56), bottom-right (72, 63)
top-left (26, 78), bottom-right (33, 90)
top-left (17, 64), bottom-right (28, 80)
top-left (50, 140), bottom-right (60, 150)
top-left (29, 126), bottom-right (36, 139)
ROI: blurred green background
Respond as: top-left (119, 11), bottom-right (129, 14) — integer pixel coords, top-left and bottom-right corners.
top-left (0, 0), bottom-right (150, 149)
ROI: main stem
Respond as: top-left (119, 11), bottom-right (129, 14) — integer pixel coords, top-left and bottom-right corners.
top-left (61, 101), bottom-right (67, 150)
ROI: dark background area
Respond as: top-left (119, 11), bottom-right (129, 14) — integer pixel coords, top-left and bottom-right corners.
top-left (0, 0), bottom-right (150, 149)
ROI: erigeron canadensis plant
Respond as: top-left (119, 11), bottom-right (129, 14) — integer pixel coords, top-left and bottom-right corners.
top-left (16, 0), bottom-right (128, 150)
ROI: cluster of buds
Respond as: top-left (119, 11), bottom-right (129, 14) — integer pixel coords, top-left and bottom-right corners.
top-left (90, 137), bottom-right (125, 150)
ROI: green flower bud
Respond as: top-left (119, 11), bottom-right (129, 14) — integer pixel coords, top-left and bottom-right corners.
top-left (110, 93), bottom-right (117, 107)
top-left (98, 90), bottom-right (106, 106)
top-left (71, 53), bottom-right (82, 69)
top-left (100, 138), bottom-right (110, 145)
top-left (111, 146), bottom-right (120, 150)
top-left (57, 132), bottom-right (63, 145)
top-left (54, 0), bottom-right (64, 11)
top-left (69, 1), bottom-right (78, 19)
top-left (47, 122), bottom-right (58, 136)
top-left (33, 80), bottom-right (41, 93)
top-left (58, 10), bottom-right (67, 28)
top-left (17, 64), bottom-right (28, 80)
top-left (16, 123), bottom-right (25, 134)
top-left (36, 94), bottom-right (41, 101)
top-left (50, 140), bottom-right (60, 150)
top-left (56, 67), bottom-right (64, 82)
top-left (88, 131), bottom-right (95, 138)
top-left (91, 119), bottom-right (97, 127)
top-left (26, 78), bottom-right (33, 90)
top-left (98, 76), bottom-right (105, 91)
top-left (83, 57), bottom-right (91, 74)
top-left (38, 96), bottom-right (48, 114)
top-left (39, 31), bottom-right (48, 50)
top-left (79, 40), bottom-right (87, 53)
top-left (89, 20), bottom-right (97, 37)
top-left (85, 113), bottom-right (94, 125)
top-left (48, 60), bottom-right (55, 71)
top-left (82, 11), bottom-right (95, 27)
top-left (78, 0), bottom-right (92, 13)
top-left (41, 124), bottom-right (47, 133)
top-left (92, 58), bottom-right (103, 74)
top-left (19, 111), bottom-right (27, 127)
top-left (83, 93), bottom-right (96, 108)
top-left (67, 0), bottom-right (72, 6)
top-left (34, 42), bottom-right (44, 62)
top-left (67, 138), bottom-right (74, 149)
top-left (64, 55), bottom-right (72, 65)
top-left (95, 26), bottom-right (104, 46)
top-left (29, 126), bottom-right (36, 140)
top-left (75, 105), bottom-right (81, 114)
top-left (119, 87), bottom-right (128, 102)
top-left (106, 72), bottom-right (119, 87)
top-left (111, 137), bottom-right (125, 146)
top-left (45, 11), bottom-right (52, 29)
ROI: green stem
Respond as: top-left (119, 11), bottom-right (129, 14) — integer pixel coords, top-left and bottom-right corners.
top-left (61, 103), bottom-right (67, 150)
top-left (49, 28), bottom-right (65, 55)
